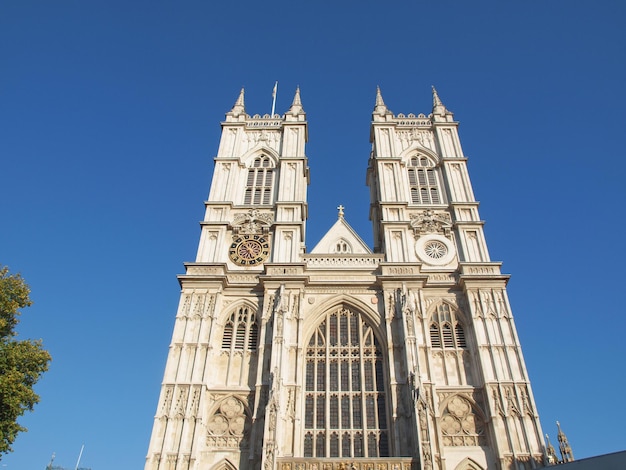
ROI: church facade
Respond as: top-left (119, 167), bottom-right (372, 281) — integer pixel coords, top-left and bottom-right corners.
top-left (145, 87), bottom-right (547, 470)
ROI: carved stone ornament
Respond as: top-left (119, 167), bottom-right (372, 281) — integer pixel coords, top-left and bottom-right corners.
top-left (410, 210), bottom-right (452, 237)
top-left (439, 396), bottom-right (486, 447)
top-left (232, 209), bottom-right (274, 235)
top-left (206, 396), bottom-right (251, 449)
top-left (397, 129), bottom-right (435, 150)
top-left (415, 234), bottom-right (456, 266)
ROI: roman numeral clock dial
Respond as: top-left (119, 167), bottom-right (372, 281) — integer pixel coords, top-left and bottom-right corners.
top-left (229, 234), bottom-right (270, 266)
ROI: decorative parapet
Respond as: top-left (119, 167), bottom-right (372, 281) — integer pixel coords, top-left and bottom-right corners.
top-left (393, 113), bottom-right (432, 127)
top-left (226, 273), bottom-right (259, 285)
top-left (304, 255), bottom-right (383, 270)
top-left (265, 265), bottom-right (305, 276)
top-left (426, 272), bottom-right (459, 285)
top-left (460, 263), bottom-right (503, 276)
top-left (380, 265), bottom-right (417, 276)
top-left (245, 114), bottom-right (283, 128)
top-left (184, 264), bottom-right (226, 276)
top-left (181, 264), bottom-right (263, 286)
top-left (277, 458), bottom-right (417, 470)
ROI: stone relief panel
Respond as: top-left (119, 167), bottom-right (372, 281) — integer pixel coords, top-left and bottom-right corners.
top-left (206, 396), bottom-right (252, 449)
top-left (277, 459), bottom-right (416, 470)
top-left (173, 386), bottom-right (189, 418)
top-left (409, 210), bottom-right (452, 238)
top-left (160, 385), bottom-right (174, 418)
top-left (395, 128), bottom-right (436, 153)
top-left (179, 293), bottom-right (192, 318)
top-left (232, 209), bottom-right (274, 235)
top-left (491, 386), bottom-right (505, 417)
top-left (191, 292), bottom-right (206, 319)
top-left (474, 289), bottom-right (500, 318)
top-left (242, 130), bottom-right (281, 153)
top-left (438, 395), bottom-right (486, 447)
top-left (188, 386), bottom-right (201, 419)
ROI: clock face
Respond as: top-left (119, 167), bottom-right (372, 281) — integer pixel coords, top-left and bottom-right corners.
top-left (229, 234), bottom-right (270, 266)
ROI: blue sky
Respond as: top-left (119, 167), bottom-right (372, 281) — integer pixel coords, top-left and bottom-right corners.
top-left (1, 1), bottom-right (625, 468)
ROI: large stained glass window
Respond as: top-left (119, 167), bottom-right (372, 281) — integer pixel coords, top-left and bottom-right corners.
top-left (304, 306), bottom-right (388, 458)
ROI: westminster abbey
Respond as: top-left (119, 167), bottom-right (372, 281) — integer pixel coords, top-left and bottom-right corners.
top-left (145, 87), bottom-right (548, 470)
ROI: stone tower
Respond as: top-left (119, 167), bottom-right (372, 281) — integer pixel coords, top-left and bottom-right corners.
top-left (145, 87), bottom-right (547, 470)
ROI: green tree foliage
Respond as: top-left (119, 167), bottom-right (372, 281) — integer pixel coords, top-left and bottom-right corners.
top-left (0, 266), bottom-right (51, 456)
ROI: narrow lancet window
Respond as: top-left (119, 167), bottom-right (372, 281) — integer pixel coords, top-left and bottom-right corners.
top-left (244, 155), bottom-right (275, 205)
top-left (407, 154), bottom-right (443, 205)
top-left (221, 307), bottom-right (258, 352)
top-left (430, 303), bottom-right (468, 349)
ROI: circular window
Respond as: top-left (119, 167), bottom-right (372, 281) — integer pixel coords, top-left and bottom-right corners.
top-left (415, 234), bottom-right (456, 266)
top-left (424, 240), bottom-right (448, 259)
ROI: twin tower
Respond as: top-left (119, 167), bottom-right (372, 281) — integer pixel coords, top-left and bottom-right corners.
top-left (145, 87), bottom-right (547, 470)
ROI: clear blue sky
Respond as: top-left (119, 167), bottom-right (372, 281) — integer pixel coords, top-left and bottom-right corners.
top-left (1, 1), bottom-right (625, 468)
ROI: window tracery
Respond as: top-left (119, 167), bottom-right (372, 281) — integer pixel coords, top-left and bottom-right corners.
top-left (244, 155), bottom-right (274, 205)
top-left (429, 303), bottom-right (467, 349)
top-left (407, 155), bottom-right (442, 205)
top-left (440, 396), bottom-right (485, 446)
top-left (221, 306), bottom-right (258, 351)
top-left (206, 397), bottom-right (251, 449)
top-left (304, 306), bottom-right (388, 458)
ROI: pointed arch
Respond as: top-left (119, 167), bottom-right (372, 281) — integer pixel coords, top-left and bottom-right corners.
top-left (206, 396), bottom-right (253, 450)
top-left (209, 458), bottom-right (239, 470)
top-left (302, 302), bottom-right (389, 458)
top-left (244, 156), bottom-right (275, 205)
top-left (439, 394), bottom-right (487, 447)
top-left (428, 301), bottom-right (468, 350)
top-left (407, 157), bottom-right (443, 205)
top-left (240, 145), bottom-right (280, 167)
top-left (302, 295), bottom-right (385, 348)
top-left (240, 147), bottom-right (279, 206)
top-left (220, 303), bottom-right (260, 352)
top-left (453, 457), bottom-right (485, 470)
top-left (400, 145), bottom-right (444, 205)
top-left (398, 143), bottom-right (442, 165)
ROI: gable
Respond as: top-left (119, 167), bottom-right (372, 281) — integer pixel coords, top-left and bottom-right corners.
top-left (310, 217), bottom-right (372, 254)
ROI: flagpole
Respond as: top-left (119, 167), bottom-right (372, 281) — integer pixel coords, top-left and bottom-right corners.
top-left (74, 444), bottom-right (84, 470)
top-left (271, 81), bottom-right (278, 116)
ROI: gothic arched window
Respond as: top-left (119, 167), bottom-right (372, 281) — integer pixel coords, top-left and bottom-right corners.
top-left (244, 155), bottom-right (274, 205)
top-left (407, 155), bottom-right (442, 205)
top-left (222, 306), bottom-right (258, 351)
top-left (429, 303), bottom-right (467, 349)
top-left (304, 306), bottom-right (389, 458)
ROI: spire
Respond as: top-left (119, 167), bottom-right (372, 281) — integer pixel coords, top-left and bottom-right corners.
top-left (228, 88), bottom-right (246, 117)
top-left (556, 421), bottom-right (574, 463)
top-left (373, 86), bottom-right (389, 115)
top-left (431, 85), bottom-right (448, 115)
top-left (288, 86), bottom-right (305, 115)
top-left (545, 434), bottom-right (558, 465)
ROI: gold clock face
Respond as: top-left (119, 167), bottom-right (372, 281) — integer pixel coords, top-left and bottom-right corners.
top-left (229, 234), bottom-right (270, 266)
